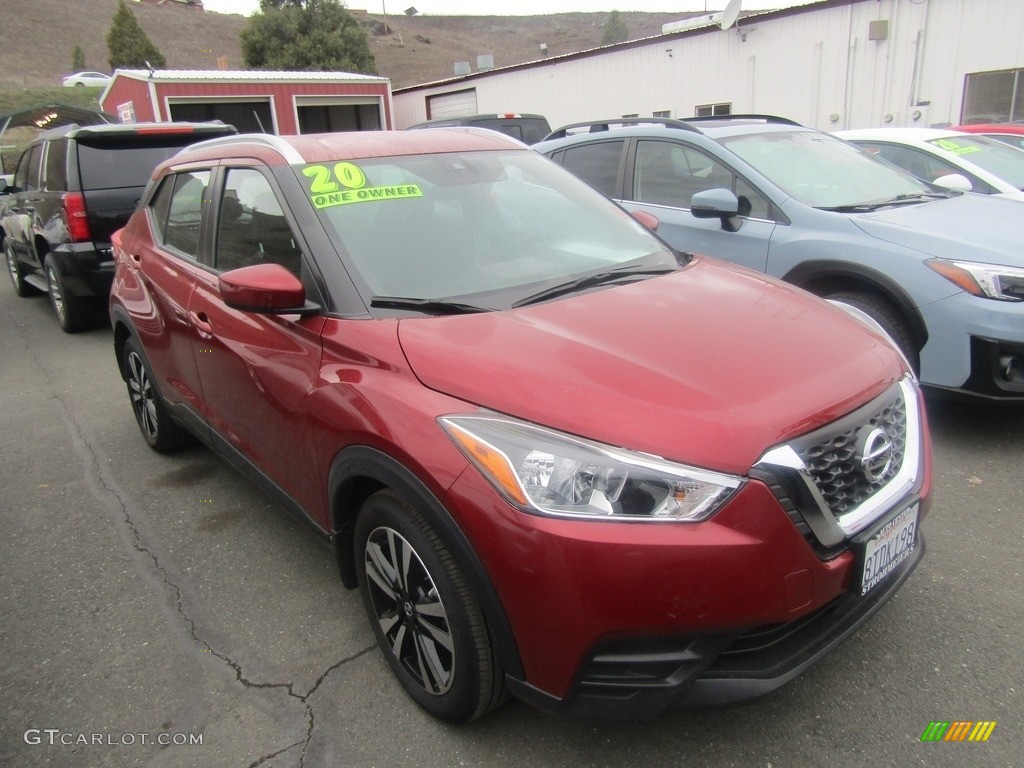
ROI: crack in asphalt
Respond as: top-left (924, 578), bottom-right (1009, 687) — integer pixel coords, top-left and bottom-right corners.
top-left (54, 388), bottom-right (377, 767)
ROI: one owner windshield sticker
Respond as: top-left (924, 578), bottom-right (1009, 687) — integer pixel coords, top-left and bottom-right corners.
top-left (302, 162), bottom-right (422, 209)
top-left (932, 139), bottom-right (981, 156)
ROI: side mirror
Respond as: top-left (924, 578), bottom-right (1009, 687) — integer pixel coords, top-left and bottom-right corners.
top-left (690, 187), bottom-right (742, 232)
top-left (218, 263), bottom-right (318, 315)
top-left (932, 173), bottom-right (973, 192)
top-left (631, 210), bottom-right (660, 231)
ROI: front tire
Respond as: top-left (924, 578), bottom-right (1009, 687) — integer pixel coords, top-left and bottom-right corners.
top-left (122, 336), bottom-right (192, 453)
top-left (6, 240), bottom-right (40, 297)
top-left (826, 290), bottom-right (919, 373)
top-left (355, 490), bottom-right (506, 723)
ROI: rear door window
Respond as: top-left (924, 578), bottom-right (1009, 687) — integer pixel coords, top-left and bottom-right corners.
top-left (43, 140), bottom-right (68, 191)
top-left (152, 170), bottom-right (211, 259)
top-left (558, 140), bottom-right (625, 197)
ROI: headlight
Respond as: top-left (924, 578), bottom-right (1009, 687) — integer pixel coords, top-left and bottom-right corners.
top-left (927, 259), bottom-right (1024, 301)
top-left (440, 415), bottom-right (741, 522)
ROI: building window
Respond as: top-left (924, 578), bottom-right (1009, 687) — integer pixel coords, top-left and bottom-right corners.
top-left (695, 103), bottom-right (732, 117)
top-left (962, 68), bottom-right (1024, 123)
top-left (653, 110), bottom-right (672, 118)
top-left (621, 113), bottom-right (639, 119)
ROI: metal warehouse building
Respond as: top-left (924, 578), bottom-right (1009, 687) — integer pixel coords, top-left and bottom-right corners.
top-left (393, 0), bottom-right (1024, 132)
top-left (100, 69), bottom-right (393, 134)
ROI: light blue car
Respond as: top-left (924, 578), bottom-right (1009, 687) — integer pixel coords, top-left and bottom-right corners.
top-left (536, 116), bottom-right (1024, 400)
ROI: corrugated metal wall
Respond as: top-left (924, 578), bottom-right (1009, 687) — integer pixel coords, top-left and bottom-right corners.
top-left (393, 0), bottom-right (1024, 132)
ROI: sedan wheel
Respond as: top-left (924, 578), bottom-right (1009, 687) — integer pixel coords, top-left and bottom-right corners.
top-left (355, 491), bottom-right (506, 723)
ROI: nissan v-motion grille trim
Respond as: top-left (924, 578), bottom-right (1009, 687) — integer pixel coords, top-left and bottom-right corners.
top-left (752, 377), bottom-right (921, 551)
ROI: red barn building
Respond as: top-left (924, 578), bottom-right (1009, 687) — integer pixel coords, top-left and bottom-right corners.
top-left (100, 69), bottom-right (393, 134)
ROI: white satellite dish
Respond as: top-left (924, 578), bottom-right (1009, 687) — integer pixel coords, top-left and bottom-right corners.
top-left (719, 0), bottom-right (742, 30)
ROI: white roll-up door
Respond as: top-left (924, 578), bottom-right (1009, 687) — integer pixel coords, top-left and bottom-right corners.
top-left (427, 89), bottom-right (478, 119)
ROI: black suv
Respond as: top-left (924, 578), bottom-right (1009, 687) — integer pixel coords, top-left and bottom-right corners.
top-left (1, 121), bottom-right (237, 332)
top-left (406, 113), bottom-right (551, 145)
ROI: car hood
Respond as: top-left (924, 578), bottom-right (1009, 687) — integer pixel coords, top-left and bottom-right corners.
top-left (397, 258), bottom-right (904, 475)
top-left (850, 193), bottom-right (1024, 266)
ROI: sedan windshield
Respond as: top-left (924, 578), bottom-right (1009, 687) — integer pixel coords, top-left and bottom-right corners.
top-left (297, 150), bottom-right (675, 308)
top-left (927, 134), bottom-right (1024, 190)
top-left (720, 130), bottom-right (934, 209)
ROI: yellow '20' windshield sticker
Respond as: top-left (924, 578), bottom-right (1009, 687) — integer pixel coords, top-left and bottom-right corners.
top-left (301, 162), bottom-right (422, 209)
top-left (932, 138), bottom-right (981, 156)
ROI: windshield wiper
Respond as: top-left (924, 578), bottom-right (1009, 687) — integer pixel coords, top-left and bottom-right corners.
top-left (512, 265), bottom-right (676, 308)
top-left (370, 296), bottom-right (489, 315)
top-left (818, 192), bottom-right (951, 213)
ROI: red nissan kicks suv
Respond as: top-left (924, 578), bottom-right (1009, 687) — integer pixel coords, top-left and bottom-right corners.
top-left (109, 130), bottom-right (930, 723)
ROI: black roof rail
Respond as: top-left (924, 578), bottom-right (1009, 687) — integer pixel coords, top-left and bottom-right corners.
top-left (683, 114), bottom-right (803, 126)
top-left (543, 117), bottom-right (702, 141)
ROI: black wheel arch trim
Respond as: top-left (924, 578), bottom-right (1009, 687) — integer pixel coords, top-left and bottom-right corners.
top-left (328, 445), bottom-right (525, 680)
top-left (783, 260), bottom-right (928, 349)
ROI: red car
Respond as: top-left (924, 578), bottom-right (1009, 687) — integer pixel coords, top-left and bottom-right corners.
top-left (953, 122), bottom-right (1024, 151)
top-left (109, 129), bottom-right (930, 723)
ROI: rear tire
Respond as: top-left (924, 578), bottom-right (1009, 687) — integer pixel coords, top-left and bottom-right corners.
top-left (122, 335), bottom-right (192, 453)
top-left (355, 490), bottom-right (506, 723)
top-left (45, 256), bottom-right (94, 333)
top-left (5, 240), bottom-right (40, 297)
top-left (826, 290), bottom-right (919, 373)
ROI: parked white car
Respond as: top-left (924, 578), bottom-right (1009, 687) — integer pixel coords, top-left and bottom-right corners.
top-left (836, 128), bottom-right (1024, 202)
top-left (61, 71), bottom-right (112, 88)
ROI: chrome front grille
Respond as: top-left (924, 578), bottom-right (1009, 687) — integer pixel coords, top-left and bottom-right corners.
top-left (796, 390), bottom-right (907, 516)
top-left (752, 377), bottom-right (921, 555)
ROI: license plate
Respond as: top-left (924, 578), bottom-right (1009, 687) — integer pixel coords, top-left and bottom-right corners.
top-left (858, 503), bottom-right (919, 596)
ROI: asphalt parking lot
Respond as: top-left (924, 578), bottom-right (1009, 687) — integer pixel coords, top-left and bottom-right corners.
top-left (1, 285), bottom-right (1021, 768)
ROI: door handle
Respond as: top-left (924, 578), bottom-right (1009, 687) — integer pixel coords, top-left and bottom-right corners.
top-left (188, 311), bottom-right (214, 339)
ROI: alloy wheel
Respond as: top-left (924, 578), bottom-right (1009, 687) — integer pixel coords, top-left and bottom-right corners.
top-left (5, 244), bottom-right (18, 289)
top-left (46, 262), bottom-right (67, 325)
top-left (364, 526), bottom-right (455, 695)
top-left (126, 351), bottom-right (159, 441)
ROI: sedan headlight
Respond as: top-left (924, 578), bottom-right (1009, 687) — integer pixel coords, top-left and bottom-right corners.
top-left (440, 415), bottom-right (741, 522)
top-left (927, 259), bottom-right (1024, 301)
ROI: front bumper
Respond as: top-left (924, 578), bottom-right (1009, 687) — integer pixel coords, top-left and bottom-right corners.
top-left (920, 291), bottom-right (1024, 398)
top-left (508, 533), bottom-right (923, 719)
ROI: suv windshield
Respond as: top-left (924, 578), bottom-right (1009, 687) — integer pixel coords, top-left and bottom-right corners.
top-left (926, 134), bottom-right (1024, 190)
top-left (302, 150), bottom-right (675, 306)
top-left (719, 130), bottom-right (934, 209)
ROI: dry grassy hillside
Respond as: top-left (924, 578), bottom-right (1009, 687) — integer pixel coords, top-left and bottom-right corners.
top-left (0, 0), bottom-right (693, 89)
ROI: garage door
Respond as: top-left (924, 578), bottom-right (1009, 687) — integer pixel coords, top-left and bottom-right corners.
top-left (427, 89), bottom-right (477, 119)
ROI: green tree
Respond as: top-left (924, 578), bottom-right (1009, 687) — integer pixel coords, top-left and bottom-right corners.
top-left (241, 0), bottom-right (376, 74)
top-left (106, 0), bottom-right (167, 70)
top-left (602, 10), bottom-right (629, 45)
top-left (72, 45), bottom-right (86, 72)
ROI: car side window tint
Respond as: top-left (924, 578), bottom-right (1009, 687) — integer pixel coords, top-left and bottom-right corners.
top-left (559, 140), bottom-right (624, 197)
top-left (43, 141), bottom-right (67, 191)
top-left (735, 176), bottom-right (770, 219)
top-left (148, 176), bottom-right (175, 243)
top-left (216, 168), bottom-right (302, 276)
top-left (22, 145), bottom-right (44, 192)
top-left (633, 140), bottom-right (769, 218)
top-left (163, 170), bottom-right (211, 258)
top-left (13, 147), bottom-right (33, 189)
